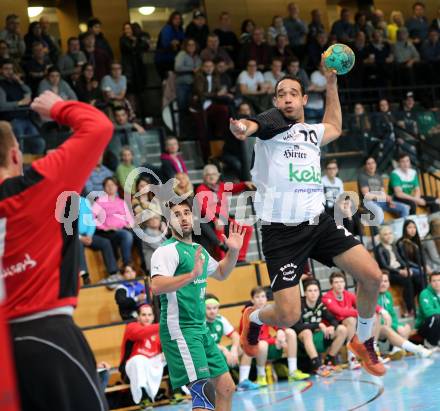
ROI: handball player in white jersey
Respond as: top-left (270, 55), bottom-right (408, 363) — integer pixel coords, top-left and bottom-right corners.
top-left (229, 62), bottom-right (385, 377)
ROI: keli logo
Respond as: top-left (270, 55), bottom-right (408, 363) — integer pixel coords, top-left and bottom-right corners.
top-left (289, 164), bottom-right (321, 183)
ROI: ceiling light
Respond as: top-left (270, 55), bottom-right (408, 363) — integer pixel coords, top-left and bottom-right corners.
top-left (28, 7), bottom-right (44, 18)
top-left (139, 6), bottom-right (156, 16)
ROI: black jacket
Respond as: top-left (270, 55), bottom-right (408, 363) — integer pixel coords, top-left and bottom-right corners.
top-left (374, 243), bottom-right (407, 276)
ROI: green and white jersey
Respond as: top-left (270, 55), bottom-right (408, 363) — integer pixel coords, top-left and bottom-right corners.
top-left (389, 168), bottom-right (419, 196)
top-left (206, 315), bottom-right (235, 344)
top-left (151, 237), bottom-right (219, 339)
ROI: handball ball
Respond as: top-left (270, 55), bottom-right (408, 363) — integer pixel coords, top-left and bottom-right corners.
top-left (323, 43), bottom-right (355, 75)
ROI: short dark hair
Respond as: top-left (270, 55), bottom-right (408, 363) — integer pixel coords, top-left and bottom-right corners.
top-left (329, 271), bottom-right (346, 284)
top-left (412, 2), bottom-right (425, 10)
top-left (0, 59), bottom-right (13, 68)
top-left (381, 269), bottom-right (390, 276)
top-left (67, 36), bottom-right (79, 45)
top-left (168, 197), bottom-right (193, 211)
top-left (325, 158), bottom-right (338, 168)
top-left (251, 286), bottom-right (266, 298)
top-left (113, 106), bottom-right (127, 115)
top-left (430, 272), bottom-right (440, 281)
top-left (47, 66), bottom-right (61, 75)
top-left (362, 155), bottom-right (376, 165)
top-left (271, 57), bottom-right (284, 65)
top-left (102, 176), bottom-right (118, 188)
top-left (88, 18), bottom-right (102, 28)
top-left (6, 15), bottom-right (18, 23)
top-left (274, 75), bottom-right (306, 97)
top-left (398, 152), bottom-right (410, 161)
top-left (286, 56), bottom-right (300, 65)
top-left (303, 279), bottom-right (321, 292)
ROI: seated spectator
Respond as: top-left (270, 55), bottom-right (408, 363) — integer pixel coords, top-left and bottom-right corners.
top-left (24, 22), bottom-right (50, 59)
top-left (237, 59), bottom-right (271, 114)
top-left (331, 8), bottom-right (355, 44)
top-left (359, 156), bottom-right (410, 223)
top-left (114, 107), bottom-right (144, 133)
top-left (406, 2), bottom-right (429, 48)
top-left (267, 16), bottom-right (287, 46)
top-left (23, 41), bottom-right (52, 96)
top-left (423, 218), bottom-right (440, 272)
top-left (116, 146), bottom-right (136, 194)
top-left (160, 136), bottom-right (187, 181)
top-left (0, 59), bottom-right (45, 154)
top-left (38, 66), bottom-right (77, 100)
top-left (420, 28), bottom-right (440, 85)
top-left (398, 93), bottom-right (421, 137)
top-left (348, 103), bottom-right (371, 136)
top-left (389, 153), bottom-right (440, 214)
top-left (305, 64), bottom-right (326, 123)
top-left (78, 194), bottom-right (119, 284)
top-left (200, 33), bottom-right (233, 69)
top-left (393, 27), bottom-right (420, 85)
top-left (354, 11), bottom-right (374, 40)
top-left (375, 225), bottom-right (415, 315)
top-left (174, 172), bottom-right (193, 197)
top-left (74, 63), bottom-right (103, 106)
top-left (364, 29), bottom-right (394, 87)
top-left (119, 304), bottom-right (164, 406)
top-left (0, 39), bottom-right (10, 62)
top-left (396, 219), bottom-right (429, 297)
top-left (307, 31), bottom-right (328, 73)
top-left (58, 37), bottom-right (87, 79)
top-left (415, 272), bottom-right (440, 348)
top-left (387, 11), bottom-right (405, 43)
top-left (239, 19), bottom-right (255, 45)
top-left (308, 9), bottom-right (325, 42)
top-left (84, 155), bottom-right (113, 194)
top-left (185, 10), bottom-right (209, 50)
top-left (174, 38), bottom-right (202, 112)
top-left (115, 265), bottom-right (147, 320)
top-left (101, 62), bottom-right (131, 112)
top-left (283, 3), bottom-right (308, 59)
top-left (214, 12), bottom-right (239, 60)
top-left (271, 34), bottom-right (294, 67)
top-left (239, 27), bottom-right (272, 71)
top-left (417, 110), bottom-right (440, 138)
top-left (81, 31), bottom-right (111, 81)
top-left (293, 279), bottom-right (347, 374)
top-left (349, 31), bottom-right (369, 87)
top-left (205, 297), bottom-right (240, 368)
top-left (0, 14), bottom-right (25, 63)
top-left (263, 58), bottom-right (284, 93)
top-left (285, 57), bottom-right (310, 89)
top-left (93, 177), bottom-right (134, 267)
top-left (215, 58), bottom-right (234, 95)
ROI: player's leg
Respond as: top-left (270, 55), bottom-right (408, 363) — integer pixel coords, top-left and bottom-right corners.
top-left (211, 372), bottom-right (235, 411)
top-left (284, 328), bottom-right (309, 380)
top-left (379, 325), bottom-right (431, 357)
top-left (341, 317), bottom-right (360, 370)
top-left (327, 324), bottom-right (347, 359)
top-left (256, 340), bottom-right (269, 385)
top-left (397, 324), bottom-right (412, 340)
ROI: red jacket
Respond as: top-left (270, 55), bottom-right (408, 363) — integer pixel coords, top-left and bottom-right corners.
top-left (120, 322), bottom-right (161, 365)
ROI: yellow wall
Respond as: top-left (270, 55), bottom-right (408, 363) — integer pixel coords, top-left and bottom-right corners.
top-left (0, 0), bottom-right (29, 33)
top-left (56, 2), bottom-right (80, 53)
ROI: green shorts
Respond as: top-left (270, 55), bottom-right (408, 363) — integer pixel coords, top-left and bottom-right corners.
top-left (161, 332), bottom-right (229, 389)
top-left (268, 344), bottom-right (284, 361)
top-left (298, 331), bottom-right (332, 355)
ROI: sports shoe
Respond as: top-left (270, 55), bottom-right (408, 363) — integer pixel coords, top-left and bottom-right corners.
top-left (288, 369), bottom-right (310, 381)
top-left (388, 346), bottom-right (406, 361)
top-left (349, 357), bottom-right (361, 370)
top-left (256, 375), bottom-right (268, 386)
top-left (314, 365), bottom-right (332, 377)
top-left (348, 336), bottom-right (386, 377)
top-left (415, 347), bottom-right (433, 358)
top-left (237, 379), bottom-right (260, 391)
top-left (240, 307), bottom-right (261, 357)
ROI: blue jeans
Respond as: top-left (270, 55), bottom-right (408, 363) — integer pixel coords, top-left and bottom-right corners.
top-left (176, 83), bottom-right (193, 112)
top-left (96, 229), bottom-right (133, 266)
top-left (78, 235), bottom-right (119, 275)
top-left (11, 118), bottom-right (45, 154)
top-left (364, 200), bottom-right (410, 225)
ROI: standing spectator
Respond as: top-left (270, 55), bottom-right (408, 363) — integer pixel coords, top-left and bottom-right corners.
top-left (284, 3), bottom-right (308, 59)
top-left (375, 226), bottom-right (415, 315)
top-left (354, 12), bottom-right (374, 40)
top-left (115, 265), bottom-right (147, 320)
top-left (23, 41), bottom-right (52, 96)
top-left (387, 11), bottom-right (405, 43)
top-left (84, 156), bottom-right (113, 194)
top-left (200, 33), bottom-right (234, 69)
top-left (160, 136), bottom-right (187, 181)
top-left (415, 272), bottom-right (440, 347)
top-left (263, 58), bottom-right (285, 93)
top-left (38, 66), bottom-right (77, 100)
top-left (308, 9), bottom-right (325, 42)
top-left (421, 29), bottom-right (440, 85)
top-left (24, 22), bottom-right (50, 59)
top-left (372, 9), bottom-right (388, 39)
top-left (331, 8), bottom-right (356, 44)
top-left (365, 29), bottom-right (394, 87)
top-left (267, 16), bottom-right (287, 46)
top-left (239, 19), bottom-right (255, 44)
top-left (116, 146), bottom-right (136, 194)
top-left (214, 12), bottom-right (239, 60)
top-left (348, 31), bottom-right (369, 88)
top-left (431, 7), bottom-right (440, 32)
top-left (423, 219), bottom-right (440, 272)
top-left (307, 31), bottom-right (329, 72)
top-left (75, 63), bottom-right (103, 106)
top-left (83, 18), bottom-right (113, 59)
top-left (101, 62), bottom-right (128, 109)
top-left (0, 14), bottom-right (25, 63)
top-left (154, 11), bottom-right (185, 80)
top-left (285, 57), bottom-right (310, 90)
top-left (393, 28), bottom-right (420, 86)
top-left (271, 34), bottom-right (294, 67)
top-left (175, 38), bottom-right (202, 112)
top-left (39, 16), bottom-right (59, 63)
top-left (58, 37), bottom-right (87, 79)
top-left (185, 10), bottom-right (209, 50)
top-left (239, 27), bottom-right (272, 71)
top-left (93, 177), bottom-right (134, 267)
top-left (305, 64), bottom-right (326, 123)
top-left (82, 32), bottom-right (111, 81)
top-left (406, 2), bottom-right (430, 48)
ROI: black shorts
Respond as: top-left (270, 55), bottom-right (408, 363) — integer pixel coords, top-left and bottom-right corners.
top-left (10, 315), bottom-right (108, 411)
top-left (262, 212), bottom-right (360, 292)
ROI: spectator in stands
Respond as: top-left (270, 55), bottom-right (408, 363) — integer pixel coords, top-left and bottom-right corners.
top-left (348, 103), bottom-right (371, 136)
top-left (421, 28), bottom-right (440, 84)
top-left (215, 58), bottom-right (234, 95)
top-left (371, 98), bottom-right (398, 160)
top-left (132, 176), bottom-right (162, 232)
top-left (84, 155), bottom-right (113, 194)
top-left (406, 2), bottom-right (430, 48)
top-left (119, 304), bottom-right (164, 406)
top-left (24, 22), bottom-right (49, 59)
top-left (200, 33), bottom-right (234, 69)
top-left (205, 297), bottom-right (240, 368)
top-left (285, 57), bottom-right (310, 89)
top-left (396, 91), bottom-right (419, 135)
top-left (174, 38), bottom-right (202, 112)
top-left (185, 10), bottom-right (209, 50)
top-left (393, 27), bottom-right (420, 85)
top-left (387, 11), bottom-right (405, 43)
top-left (38, 66), bottom-right (77, 100)
top-left (375, 225), bottom-right (415, 315)
top-left (267, 16), bottom-right (287, 46)
top-left (23, 41), bottom-right (52, 96)
top-left (331, 8), bottom-right (356, 44)
top-left (39, 16), bottom-right (59, 63)
top-left (174, 172), bottom-right (193, 197)
top-left (0, 59), bottom-right (45, 154)
top-left (239, 27), bottom-right (272, 71)
top-left (238, 59), bottom-right (271, 114)
top-left (358, 156), bottom-right (410, 222)
top-left (308, 9), bottom-right (325, 42)
top-left (307, 31), bottom-right (329, 72)
top-left (160, 136), bottom-right (187, 181)
top-left (416, 109), bottom-right (440, 138)
top-left (354, 11), bottom-right (374, 40)
top-left (155, 11), bottom-right (185, 80)
top-left (93, 176), bottom-right (134, 267)
top-left (305, 64), bottom-right (326, 123)
top-left (113, 106), bottom-right (144, 133)
top-left (423, 219), bottom-right (440, 272)
top-left (264, 58), bottom-right (285, 93)
top-left (115, 265), bottom-right (147, 320)
top-left (239, 19), bottom-right (255, 44)
top-left (349, 31), bottom-right (369, 87)
top-left (140, 206), bottom-right (165, 274)
top-left (74, 63), bottom-right (103, 106)
top-left (397, 219), bottom-right (429, 297)
top-left (293, 279), bottom-right (347, 374)
top-left (365, 29), bottom-right (394, 87)
top-left (271, 34), bottom-right (294, 67)
top-left (284, 3), bottom-right (307, 59)
top-left (115, 146), bottom-right (136, 194)
top-left (81, 31), bottom-right (111, 81)
top-left (416, 272), bottom-right (440, 348)
top-left (389, 153), bottom-right (440, 214)
top-left (58, 37), bottom-right (87, 79)
top-left (0, 14), bottom-right (25, 63)
top-left (83, 18), bottom-right (113, 59)
top-left (101, 62), bottom-right (128, 108)
top-left (214, 12), bottom-right (239, 60)
top-left (431, 7), bottom-right (440, 32)
top-left (78, 194), bottom-right (119, 285)
top-left (0, 39), bottom-right (10, 62)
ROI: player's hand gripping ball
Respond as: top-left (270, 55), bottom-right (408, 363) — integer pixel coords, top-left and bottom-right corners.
top-left (323, 43), bottom-right (355, 75)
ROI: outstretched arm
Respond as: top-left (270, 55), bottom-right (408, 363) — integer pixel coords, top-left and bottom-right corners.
top-left (321, 63), bottom-right (342, 146)
top-left (229, 118), bottom-right (259, 141)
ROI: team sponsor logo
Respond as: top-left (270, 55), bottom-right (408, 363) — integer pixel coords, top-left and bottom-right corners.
top-left (279, 262), bottom-right (298, 282)
top-left (216, 325), bottom-right (221, 332)
top-left (284, 147), bottom-right (307, 159)
top-left (0, 253), bottom-right (37, 279)
top-left (282, 131), bottom-right (302, 141)
top-left (289, 164), bottom-right (321, 183)
top-left (193, 278), bottom-right (207, 285)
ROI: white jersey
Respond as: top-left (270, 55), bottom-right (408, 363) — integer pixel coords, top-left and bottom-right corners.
top-left (250, 108), bottom-right (326, 223)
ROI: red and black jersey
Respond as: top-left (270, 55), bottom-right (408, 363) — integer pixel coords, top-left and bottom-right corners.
top-left (0, 101), bottom-right (113, 320)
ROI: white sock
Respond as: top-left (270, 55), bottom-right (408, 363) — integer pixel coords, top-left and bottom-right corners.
top-left (356, 316), bottom-right (375, 343)
top-left (239, 365), bottom-right (251, 383)
top-left (249, 309), bottom-right (263, 325)
top-left (288, 357), bottom-right (297, 374)
top-left (257, 365), bottom-right (266, 377)
top-left (348, 349), bottom-right (356, 362)
top-left (402, 340), bottom-right (422, 354)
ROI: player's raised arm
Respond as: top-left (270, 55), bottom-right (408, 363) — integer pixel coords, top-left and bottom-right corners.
top-left (321, 61), bottom-right (342, 146)
top-left (229, 118), bottom-right (259, 141)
